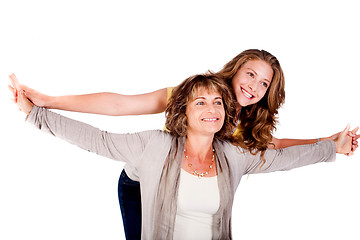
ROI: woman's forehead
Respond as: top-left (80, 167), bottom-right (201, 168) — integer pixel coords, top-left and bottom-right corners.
top-left (190, 86), bottom-right (221, 99)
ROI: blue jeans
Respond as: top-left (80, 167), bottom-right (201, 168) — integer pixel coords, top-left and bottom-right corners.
top-left (118, 169), bottom-right (142, 240)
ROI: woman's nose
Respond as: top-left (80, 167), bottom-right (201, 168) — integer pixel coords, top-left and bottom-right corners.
top-left (207, 104), bottom-right (215, 113)
top-left (248, 80), bottom-right (257, 92)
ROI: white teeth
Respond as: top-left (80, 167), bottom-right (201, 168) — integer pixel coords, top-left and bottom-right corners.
top-left (202, 118), bottom-right (218, 121)
top-left (241, 88), bottom-right (253, 99)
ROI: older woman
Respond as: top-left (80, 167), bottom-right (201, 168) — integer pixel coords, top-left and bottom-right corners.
top-left (11, 74), bottom-right (355, 239)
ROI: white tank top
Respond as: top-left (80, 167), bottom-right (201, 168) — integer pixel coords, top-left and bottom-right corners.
top-left (173, 169), bottom-right (220, 240)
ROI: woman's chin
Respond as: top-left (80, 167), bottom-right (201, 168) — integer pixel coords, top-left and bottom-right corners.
top-left (237, 96), bottom-right (258, 107)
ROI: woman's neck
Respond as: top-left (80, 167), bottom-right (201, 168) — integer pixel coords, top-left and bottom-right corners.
top-left (185, 134), bottom-right (214, 164)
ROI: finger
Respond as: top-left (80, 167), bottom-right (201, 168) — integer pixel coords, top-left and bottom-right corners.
top-left (351, 126), bottom-right (359, 133)
top-left (8, 84), bottom-right (15, 94)
top-left (18, 91), bottom-right (27, 111)
top-left (343, 124), bottom-right (352, 154)
top-left (340, 124), bottom-right (351, 137)
top-left (349, 127), bottom-right (359, 137)
top-left (351, 142), bottom-right (358, 153)
top-left (9, 73), bottom-right (21, 91)
top-left (17, 90), bottom-right (25, 104)
top-left (348, 132), bottom-right (355, 137)
top-left (8, 87), bottom-right (18, 103)
top-left (8, 84), bottom-right (17, 99)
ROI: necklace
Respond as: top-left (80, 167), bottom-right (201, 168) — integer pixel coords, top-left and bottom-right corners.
top-left (184, 148), bottom-right (215, 177)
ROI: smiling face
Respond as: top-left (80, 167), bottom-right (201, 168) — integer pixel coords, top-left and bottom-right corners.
top-left (185, 88), bottom-right (225, 137)
top-left (232, 59), bottom-right (274, 107)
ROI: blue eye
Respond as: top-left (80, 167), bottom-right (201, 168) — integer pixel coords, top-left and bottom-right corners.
top-left (196, 101), bottom-right (204, 105)
top-left (261, 82), bottom-right (269, 88)
top-left (214, 101), bottom-right (222, 105)
top-left (247, 72), bottom-right (255, 78)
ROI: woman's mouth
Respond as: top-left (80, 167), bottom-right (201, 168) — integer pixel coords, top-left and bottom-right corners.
top-left (241, 87), bottom-right (254, 99)
top-left (201, 118), bottom-right (220, 122)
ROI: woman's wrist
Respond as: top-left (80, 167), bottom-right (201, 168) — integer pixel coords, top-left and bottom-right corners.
top-left (45, 95), bottom-right (57, 109)
top-left (334, 139), bottom-right (341, 153)
top-left (319, 136), bottom-right (334, 142)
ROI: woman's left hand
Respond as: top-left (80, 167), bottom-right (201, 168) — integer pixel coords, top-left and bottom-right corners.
top-left (334, 125), bottom-right (359, 155)
top-left (324, 129), bottom-right (359, 156)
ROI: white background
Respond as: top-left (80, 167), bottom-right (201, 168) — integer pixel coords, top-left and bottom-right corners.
top-left (0, 0), bottom-right (359, 239)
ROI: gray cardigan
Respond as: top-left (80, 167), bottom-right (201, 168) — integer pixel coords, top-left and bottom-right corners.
top-left (27, 106), bottom-right (336, 239)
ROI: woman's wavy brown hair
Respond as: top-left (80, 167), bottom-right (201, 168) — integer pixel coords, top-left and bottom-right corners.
top-left (165, 74), bottom-right (237, 140)
top-left (212, 49), bottom-right (285, 156)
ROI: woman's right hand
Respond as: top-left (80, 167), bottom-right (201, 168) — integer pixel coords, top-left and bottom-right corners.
top-left (9, 73), bottom-right (51, 108)
top-left (9, 88), bottom-right (34, 116)
top-left (19, 90), bottom-right (34, 115)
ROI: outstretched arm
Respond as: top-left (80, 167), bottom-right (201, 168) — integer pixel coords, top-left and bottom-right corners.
top-left (270, 131), bottom-right (358, 155)
top-left (244, 125), bottom-right (358, 175)
top-left (9, 73), bottom-right (168, 116)
top-left (10, 86), bottom-right (158, 165)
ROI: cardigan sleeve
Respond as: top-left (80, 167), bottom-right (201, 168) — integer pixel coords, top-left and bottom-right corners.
top-left (242, 141), bottom-right (336, 174)
top-left (26, 106), bottom-right (156, 166)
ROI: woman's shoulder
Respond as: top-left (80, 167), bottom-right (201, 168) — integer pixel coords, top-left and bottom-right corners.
top-left (138, 129), bottom-right (175, 140)
top-left (214, 138), bottom-right (245, 154)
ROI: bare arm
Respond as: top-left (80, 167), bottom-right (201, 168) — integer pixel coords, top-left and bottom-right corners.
top-left (9, 73), bottom-right (168, 116)
top-left (47, 90), bottom-right (168, 116)
top-left (270, 137), bottom-right (332, 149)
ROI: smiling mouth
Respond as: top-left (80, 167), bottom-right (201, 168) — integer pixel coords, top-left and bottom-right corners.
top-left (241, 88), bottom-right (255, 99)
top-left (201, 118), bottom-right (220, 122)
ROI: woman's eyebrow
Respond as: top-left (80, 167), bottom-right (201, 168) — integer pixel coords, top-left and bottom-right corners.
top-left (247, 67), bottom-right (270, 83)
top-left (194, 96), bottom-right (206, 100)
top-left (194, 96), bottom-right (222, 100)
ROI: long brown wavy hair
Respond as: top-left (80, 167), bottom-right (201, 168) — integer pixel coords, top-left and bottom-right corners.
top-left (165, 74), bottom-right (237, 141)
top-left (212, 49), bottom-right (285, 156)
